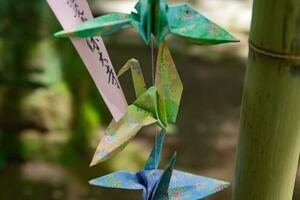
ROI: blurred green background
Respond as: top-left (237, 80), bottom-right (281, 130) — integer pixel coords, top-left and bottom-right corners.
top-left (0, 0), bottom-right (299, 199)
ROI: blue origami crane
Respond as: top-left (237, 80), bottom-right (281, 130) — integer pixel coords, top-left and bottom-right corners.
top-left (89, 132), bottom-right (229, 200)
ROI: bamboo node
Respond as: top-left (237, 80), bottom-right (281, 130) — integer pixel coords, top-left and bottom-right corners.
top-left (249, 40), bottom-right (300, 60)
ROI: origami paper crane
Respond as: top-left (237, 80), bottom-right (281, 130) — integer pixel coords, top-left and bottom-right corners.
top-left (89, 132), bottom-right (229, 200)
top-left (90, 41), bottom-right (183, 166)
top-left (52, 0), bottom-right (239, 168)
top-left (55, 0), bottom-right (239, 45)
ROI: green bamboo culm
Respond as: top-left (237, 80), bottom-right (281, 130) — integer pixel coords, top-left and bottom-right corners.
top-left (232, 0), bottom-right (300, 199)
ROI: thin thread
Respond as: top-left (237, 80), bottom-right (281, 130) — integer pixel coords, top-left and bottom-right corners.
top-left (155, 130), bottom-right (158, 168)
top-left (150, 37), bottom-right (158, 167)
top-left (151, 37), bottom-right (155, 85)
top-left (249, 40), bottom-right (300, 60)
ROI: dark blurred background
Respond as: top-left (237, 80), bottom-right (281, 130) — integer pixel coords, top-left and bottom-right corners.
top-left (0, 0), bottom-right (299, 199)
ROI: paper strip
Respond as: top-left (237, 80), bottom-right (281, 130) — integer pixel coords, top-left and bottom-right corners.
top-left (47, 0), bottom-right (128, 121)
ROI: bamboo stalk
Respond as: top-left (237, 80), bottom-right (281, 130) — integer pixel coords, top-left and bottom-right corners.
top-left (232, 0), bottom-right (300, 199)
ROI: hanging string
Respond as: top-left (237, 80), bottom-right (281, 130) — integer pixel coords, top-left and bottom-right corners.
top-left (150, 36), bottom-right (158, 167)
top-left (151, 36), bottom-right (155, 85)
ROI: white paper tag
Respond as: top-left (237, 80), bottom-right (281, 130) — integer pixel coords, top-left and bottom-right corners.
top-left (47, 0), bottom-right (128, 121)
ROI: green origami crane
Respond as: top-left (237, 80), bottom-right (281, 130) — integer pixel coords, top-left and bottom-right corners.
top-left (90, 41), bottom-right (182, 166)
top-left (55, 0), bottom-right (238, 45)
top-left (53, 0), bottom-right (239, 167)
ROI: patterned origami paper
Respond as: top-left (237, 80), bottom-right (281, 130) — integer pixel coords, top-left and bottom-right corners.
top-left (90, 41), bottom-right (183, 166)
top-left (49, 1), bottom-right (238, 199)
top-left (54, 0), bottom-right (239, 45)
top-left (89, 132), bottom-right (229, 200)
